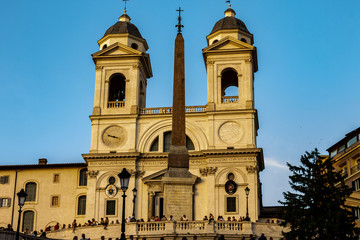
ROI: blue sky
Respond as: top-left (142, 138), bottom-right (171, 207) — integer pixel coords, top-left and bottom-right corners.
top-left (0, 0), bottom-right (359, 205)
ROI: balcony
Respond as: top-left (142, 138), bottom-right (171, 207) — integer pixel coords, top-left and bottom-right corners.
top-left (108, 101), bottom-right (125, 108)
top-left (222, 96), bottom-right (239, 104)
top-left (351, 164), bottom-right (360, 175)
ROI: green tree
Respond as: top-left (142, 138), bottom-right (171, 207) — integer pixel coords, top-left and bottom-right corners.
top-left (279, 149), bottom-right (357, 240)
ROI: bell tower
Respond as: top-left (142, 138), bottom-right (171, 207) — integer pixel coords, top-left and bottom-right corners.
top-left (203, 4), bottom-right (257, 112)
top-left (89, 10), bottom-right (152, 153)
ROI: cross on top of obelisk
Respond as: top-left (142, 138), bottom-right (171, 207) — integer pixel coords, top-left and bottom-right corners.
top-left (226, 0), bottom-right (231, 8)
top-left (122, 0), bottom-right (130, 13)
top-left (176, 7), bottom-right (184, 33)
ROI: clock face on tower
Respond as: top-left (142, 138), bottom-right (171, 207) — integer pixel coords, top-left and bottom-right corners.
top-left (102, 125), bottom-right (126, 148)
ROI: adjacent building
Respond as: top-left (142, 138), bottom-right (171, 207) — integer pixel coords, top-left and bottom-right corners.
top-left (327, 127), bottom-right (360, 227)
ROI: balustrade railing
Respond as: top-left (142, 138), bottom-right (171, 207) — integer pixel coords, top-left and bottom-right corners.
top-left (137, 222), bottom-right (166, 232)
top-left (139, 105), bottom-right (206, 115)
top-left (176, 221), bottom-right (206, 232)
top-left (185, 106), bottom-right (207, 113)
top-left (133, 221), bottom-right (243, 235)
top-left (107, 101), bottom-right (125, 108)
top-left (0, 230), bottom-right (61, 240)
top-left (351, 164), bottom-right (360, 175)
top-left (222, 96), bottom-right (239, 103)
top-left (216, 221), bottom-right (242, 231)
top-left (139, 107), bottom-right (172, 114)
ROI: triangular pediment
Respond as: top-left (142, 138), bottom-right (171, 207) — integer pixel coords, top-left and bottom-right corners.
top-left (142, 168), bottom-right (168, 183)
top-left (92, 42), bottom-right (142, 57)
top-left (203, 36), bottom-right (255, 53)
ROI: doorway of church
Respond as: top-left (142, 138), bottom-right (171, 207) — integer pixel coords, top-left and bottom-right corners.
top-left (155, 195), bottom-right (164, 218)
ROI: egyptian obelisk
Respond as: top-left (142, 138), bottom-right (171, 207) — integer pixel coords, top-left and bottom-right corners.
top-left (163, 8), bottom-right (196, 220)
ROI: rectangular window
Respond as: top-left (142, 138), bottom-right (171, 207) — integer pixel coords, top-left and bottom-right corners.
top-left (77, 196), bottom-right (86, 215)
top-left (330, 150), bottom-right (337, 158)
top-left (226, 197), bottom-right (237, 213)
top-left (79, 169), bottom-right (88, 186)
top-left (353, 178), bottom-right (360, 191)
top-left (347, 136), bottom-right (357, 148)
top-left (0, 176), bottom-right (9, 184)
top-left (53, 174), bottom-right (60, 183)
top-left (354, 208), bottom-right (360, 220)
top-left (106, 200), bottom-right (116, 215)
top-left (0, 198), bottom-right (11, 207)
top-left (51, 196), bottom-right (59, 207)
top-left (338, 144), bottom-right (346, 153)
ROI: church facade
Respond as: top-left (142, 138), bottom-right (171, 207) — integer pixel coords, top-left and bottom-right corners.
top-left (0, 5), bottom-right (284, 239)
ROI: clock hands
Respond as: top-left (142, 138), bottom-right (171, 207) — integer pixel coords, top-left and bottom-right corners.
top-left (107, 134), bottom-right (120, 139)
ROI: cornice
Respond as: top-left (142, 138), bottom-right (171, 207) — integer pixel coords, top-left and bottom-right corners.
top-left (82, 152), bottom-right (140, 160)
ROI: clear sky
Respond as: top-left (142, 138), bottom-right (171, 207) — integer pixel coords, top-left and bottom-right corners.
top-left (0, 0), bottom-right (359, 206)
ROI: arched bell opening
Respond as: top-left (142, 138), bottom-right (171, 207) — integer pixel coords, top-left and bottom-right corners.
top-left (108, 74), bottom-right (126, 108)
top-left (221, 68), bottom-right (239, 104)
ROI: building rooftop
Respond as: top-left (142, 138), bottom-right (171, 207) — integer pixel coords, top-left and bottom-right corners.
top-left (327, 127), bottom-right (360, 158)
top-left (104, 13), bottom-right (143, 39)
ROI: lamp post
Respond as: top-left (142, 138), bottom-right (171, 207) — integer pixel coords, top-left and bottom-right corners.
top-left (132, 188), bottom-right (137, 218)
top-left (15, 189), bottom-right (27, 240)
top-left (244, 187), bottom-right (250, 221)
top-left (118, 168), bottom-right (131, 240)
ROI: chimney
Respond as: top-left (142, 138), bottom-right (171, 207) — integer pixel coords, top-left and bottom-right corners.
top-left (38, 158), bottom-right (48, 165)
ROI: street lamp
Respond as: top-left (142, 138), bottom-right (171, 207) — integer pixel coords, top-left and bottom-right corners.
top-left (16, 189), bottom-right (27, 240)
top-left (118, 168), bottom-right (131, 240)
top-left (244, 187), bottom-right (250, 221)
top-left (132, 188), bottom-right (137, 218)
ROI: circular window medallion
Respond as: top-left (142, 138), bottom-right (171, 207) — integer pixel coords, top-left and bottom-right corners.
top-left (109, 176), bottom-right (116, 184)
top-left (219, 121), bottom-right (243, 144)
top-left (227, 173), bottom-right (235, 181)
top-left (102, 126), bottom-right (126, 148)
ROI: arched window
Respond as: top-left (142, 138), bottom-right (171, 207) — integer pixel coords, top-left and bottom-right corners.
top-left (163, 132), bottom-right (172, 153)
top-left (212, 40), bottom-right (219, 44)
top-left (22, 211), bottom-right (34, 232)
top-left (102, 44), bottom-right (108, 50)
top-left (221, 69), bottom-right (238, 102)
top-left (186, 136), bottom-right (195, 150)
top-left (25, 182), bottom-right (37, 202)
top-left (79, 169), bottom-right (87, 186)
top-left (77, 196), bottom-right (86, 215)
top-left (240, 38), bottom-right (247, 43)
top-left (163, 131), bottom-right (195, 152)
top-left (150, 137), bottom-right (159, 152)
top-left (108, 74), bottom-right (126, 102)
